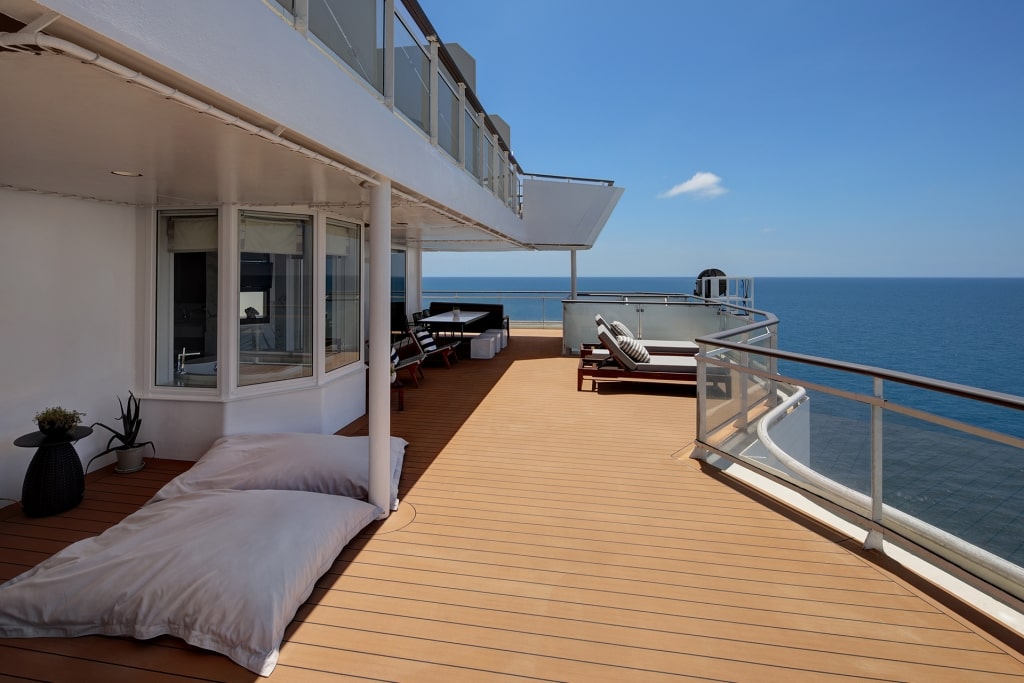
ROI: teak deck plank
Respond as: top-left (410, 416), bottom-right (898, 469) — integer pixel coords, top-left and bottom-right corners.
top-left (0, 331), bottom-right (1022, 681)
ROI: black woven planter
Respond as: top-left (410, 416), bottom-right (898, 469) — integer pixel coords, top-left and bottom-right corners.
top-left (21, 442), bottom-right (84, 517)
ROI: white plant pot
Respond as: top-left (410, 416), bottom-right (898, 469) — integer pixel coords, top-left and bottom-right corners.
top-left (115, 446), bottom-right (147, 474)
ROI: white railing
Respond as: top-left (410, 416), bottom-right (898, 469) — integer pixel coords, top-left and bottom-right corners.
top-left (694, 315), bottom-right (1024, 604)
top-left (279, 0), bottom-right (524, 213)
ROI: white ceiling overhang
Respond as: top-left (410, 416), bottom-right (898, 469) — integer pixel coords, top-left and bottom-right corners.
top-left (0, 27), bottom-right (525, 251)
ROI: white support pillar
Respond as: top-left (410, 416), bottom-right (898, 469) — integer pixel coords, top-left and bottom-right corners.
top-left (368, 178), bottom-right (392, 518)
top-left (457, 83), bottom-right (467, 169)
top-left (293, 0), bottom-right (308, 35)
top-left (383, 0), bottom-right (395, 111)
top-left (428, 37), bottom-right (439, 146)
top-left (570, 250), bottom-right (578, 299)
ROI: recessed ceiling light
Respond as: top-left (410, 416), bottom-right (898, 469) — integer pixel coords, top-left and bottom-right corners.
top-left (110, 170), bottom-right (143, 177)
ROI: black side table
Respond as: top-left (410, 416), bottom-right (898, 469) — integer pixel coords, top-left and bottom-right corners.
top-left (13, 426), bottom-right (92, 517)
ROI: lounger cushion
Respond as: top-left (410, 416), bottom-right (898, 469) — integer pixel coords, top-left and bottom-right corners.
top-left (414, 328), bottom-right (437, 352)
top-left (390, 346), bottom-right (400, 365)
top-left (0, 489), bottom-right (379, 676)
top-left (598, 327), bottom-right (637, 371)
top-left (147, 432), bottom-right (408, 511)
top-left (617, 334), bottom-right (651, 363)
top-left (637, 355), bottom-right (698, 373)
top-left (641, 340), bottom-right (699, 355)
top-left (610, 320), bottom-right (635, 338)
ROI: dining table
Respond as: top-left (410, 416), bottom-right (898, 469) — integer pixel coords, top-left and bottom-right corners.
top-left (419, 309), bottom-right (488, 342)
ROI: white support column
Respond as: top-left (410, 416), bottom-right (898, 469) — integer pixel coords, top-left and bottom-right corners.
top-left (368, 179), bottom-right (392, 518)
top-left (457, 83), bottom-right (467, 169)
top-left (501, 149), bottom-right (510, 205)
top-left (865, 377), bottom-right (885, 550)
top-left (428, 37), bottom-right (439, 146)
top-left (491, 133), bottom-right (500, 193)
top-left (383, 0), bottom-right (395, 111)
top-left (570, 250), bottom-right (578, 300)
top-left (293, 0), bottom-right (308, 35)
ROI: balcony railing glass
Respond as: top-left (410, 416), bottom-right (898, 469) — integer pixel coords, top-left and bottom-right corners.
top-left (695, 304), bottom-right (1024, 604)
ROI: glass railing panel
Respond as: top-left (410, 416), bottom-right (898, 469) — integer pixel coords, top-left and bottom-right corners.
top-left (437, 72), bottom-right (458, 159)
top-left (877, 412), bottom-right (1023, 565)
top-left (702, 364), bottom-right (751, 446)
top-left (482, 136), bottom-right (493, 188)
top-left (308, 0), bottom-right (384, 94)
top-left (798, 388), bottom-right (872, 496)
top-left (635, 303), bottom-right (724, 342)
top-left (393, 11), bottom-right (429, 134)
top-left (464, 110), bottom-right (480, 178)
top-left (489, 146), bottom-right (498, 192)
top-left (508, 170), bottom-right (520, 210)
top-left (273, 0), bottom-right (296, 15)
top-left (698, 330), bottom-right (1024, 602)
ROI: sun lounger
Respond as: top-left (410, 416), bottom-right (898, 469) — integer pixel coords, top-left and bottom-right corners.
top-left (578, 325), bottom-right (730, 395)
top-left (411, 328), bottom-right (460, 368)
top-left (593, 314), bottom-right (698, 355)
top-left (391, 337), bottom-right (425, 386)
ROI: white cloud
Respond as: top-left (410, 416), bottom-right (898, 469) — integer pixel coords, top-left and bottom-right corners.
top-left (659, 172), bottom-right (727, 199)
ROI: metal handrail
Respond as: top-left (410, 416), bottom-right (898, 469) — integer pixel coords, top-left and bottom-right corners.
top-left (694, 307), bottom-right (1024, 605)
top-left (697, 322), bottom-right (1024, 412)
top-left (752, 380), bottom-right (1024, 603)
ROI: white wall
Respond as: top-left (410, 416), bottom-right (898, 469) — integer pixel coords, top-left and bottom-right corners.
top-left (0, 189), bottom-right (370, 511)
top-left (0, 189), bottom-right (138, 506)
top-left (142, 367), bottom-right (366, 462)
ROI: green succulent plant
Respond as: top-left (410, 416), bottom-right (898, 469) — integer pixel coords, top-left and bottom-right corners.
top-left (90, 391), bottom-right (155, 456)
top-left (34, 406), bottom-right (85, 433)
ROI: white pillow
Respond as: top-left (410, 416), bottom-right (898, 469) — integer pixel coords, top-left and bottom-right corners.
top-left (610, 320), bottom-right (635, 338)
top-left (414, 328), bottom-right (437, 352)
top-left (146, 433), bottom-right (407, 510)
top-left (617, 334), bottom-right (651, 363)
top-left (0, 489), bottom-right (379, 676)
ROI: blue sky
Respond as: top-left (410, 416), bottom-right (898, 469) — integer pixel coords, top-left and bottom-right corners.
top-left (419, 0), bottom-right (1023, 278)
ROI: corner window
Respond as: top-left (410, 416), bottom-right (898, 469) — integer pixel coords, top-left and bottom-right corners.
top-left (325, 219), bottom-right (361, 372)
top-left (238, 211), bottom-right (312, 386)
top-left (155, 210), bottom-right (218, 388)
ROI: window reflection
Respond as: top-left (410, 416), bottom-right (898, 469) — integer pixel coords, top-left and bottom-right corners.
top-left (237, 211), bottom-right (313, 386)
top-left (155, 210), bottom-right (218, 388)
top-left (325, 220), bottom-right (361, 372)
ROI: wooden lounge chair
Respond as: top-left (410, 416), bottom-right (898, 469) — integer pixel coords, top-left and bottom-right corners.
top-left (593, 314), bottom-right (698, 355)
top-left (411, 327), bottom-right (461, 368)
top-left (579, 326), bottom-right (730, 394)
top-left (391, 336), bottom-right (425, 387)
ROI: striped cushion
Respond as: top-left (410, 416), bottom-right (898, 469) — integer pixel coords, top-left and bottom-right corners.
top-left (616, 334), bottom-right (650, 363)
top-left (610, 320), bottom-right (634, 338)
top-left (390, 346), bottom-right (400, 365)
top-left (414, 329), bottom-right (437, 352)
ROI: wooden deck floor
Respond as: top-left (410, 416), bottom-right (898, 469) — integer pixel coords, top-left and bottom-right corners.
top-left (2, 331), bottom-right (1024, 681)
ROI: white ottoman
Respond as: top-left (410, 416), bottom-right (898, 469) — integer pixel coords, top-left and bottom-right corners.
top-left (485, 328), bottom-right (508, 350)
top-left (470, 334), bottom-right (496, 359)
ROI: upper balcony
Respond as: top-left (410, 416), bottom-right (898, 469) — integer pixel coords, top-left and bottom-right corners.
top-left (0, 0), bottom-right (622, 251)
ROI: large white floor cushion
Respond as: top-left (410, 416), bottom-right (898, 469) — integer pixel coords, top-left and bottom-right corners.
top-left (147, 432), bottom-right (407, 510)
top-left (0, 489), bottom-right (379, 676)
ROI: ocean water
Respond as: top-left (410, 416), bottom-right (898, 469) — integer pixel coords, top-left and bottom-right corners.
top-left (423, 276), bottom-right (1024, 395)
top-left (424, 276), bottom-right (1024, 562)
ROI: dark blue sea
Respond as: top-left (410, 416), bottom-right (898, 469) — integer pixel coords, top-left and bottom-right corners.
top-left (423, 276), bottom-right (1024, 395)
top-left (425, 276), bottom-right (1024, 562)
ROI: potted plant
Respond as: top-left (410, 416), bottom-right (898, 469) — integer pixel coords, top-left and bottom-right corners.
top-left (34, 406), bottom-right (85, 437)
top-left (89, 392), bottom-right (155, 473)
